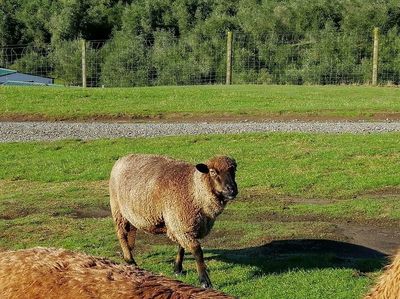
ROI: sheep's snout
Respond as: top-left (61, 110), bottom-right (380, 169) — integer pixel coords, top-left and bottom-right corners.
top-left (222, 183), bottom-right (238, 200)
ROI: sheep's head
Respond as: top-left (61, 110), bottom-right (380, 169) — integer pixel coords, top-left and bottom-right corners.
top-left (196, 156), bottom-right (238, 202)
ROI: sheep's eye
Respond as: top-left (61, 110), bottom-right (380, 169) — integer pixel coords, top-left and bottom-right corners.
top-left (209, 169), bottom-right (217, 177)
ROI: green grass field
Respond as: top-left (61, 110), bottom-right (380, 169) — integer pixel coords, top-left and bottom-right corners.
top-left (1, 132), bottom-right (399, 298)
top-left (1, 85), bottom-right (400, 121)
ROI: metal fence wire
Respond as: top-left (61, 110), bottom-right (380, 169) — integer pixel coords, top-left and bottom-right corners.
top-left (1, 30), bottom-right (399, 87)
top-left (233, 33), bottom-right (371, 85)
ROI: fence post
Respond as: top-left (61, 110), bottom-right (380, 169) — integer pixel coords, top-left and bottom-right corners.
top-left (81, 39), bottom-right (87, 88)
top-left (226, 31), bottom-right (233, 85)
top-left (372, 27), bottom-right (379, 86)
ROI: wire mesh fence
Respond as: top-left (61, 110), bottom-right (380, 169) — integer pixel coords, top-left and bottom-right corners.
top-left (233, 32), bottom-right (374, 85)
top-left (0, 44), bottom-right (53, 79)
top-left (1, 30), bottom-right (400, 87)
top-left (84, 35), bottom-right (226, 87)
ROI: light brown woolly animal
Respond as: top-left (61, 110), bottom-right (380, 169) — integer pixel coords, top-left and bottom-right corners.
top-left (364, 249), bottom-right (400, 299)
top-left (0, 247), bottom-right (235, 299)
top-left (109, 154), bottom-right (238, 288)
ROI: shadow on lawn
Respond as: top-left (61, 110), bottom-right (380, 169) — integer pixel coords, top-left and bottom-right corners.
top-left (206, 239), bottom-right (388, 275)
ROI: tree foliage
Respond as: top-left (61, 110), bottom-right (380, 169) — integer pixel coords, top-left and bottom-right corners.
top-left (2, 0), bottom-right (400, 85)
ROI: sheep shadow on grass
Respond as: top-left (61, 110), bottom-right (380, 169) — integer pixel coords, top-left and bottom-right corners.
top-left (205, 239), bottom-right (388, 275)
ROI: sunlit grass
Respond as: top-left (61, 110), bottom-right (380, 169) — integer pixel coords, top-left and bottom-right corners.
top-left (1, 85), bottom-right (399, 120)
top-left (1, 132), bottom-right (398, 298)
top-left (1, 133), bottom-right (399, 198)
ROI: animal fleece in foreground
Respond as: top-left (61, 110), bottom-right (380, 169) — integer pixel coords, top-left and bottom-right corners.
top-left (0, 247), bottom-right (235, 299)
top-left (364, 249), bottom-right (400, 299)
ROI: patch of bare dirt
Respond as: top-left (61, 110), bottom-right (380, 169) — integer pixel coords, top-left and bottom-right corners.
top-left (223, 190), bottom-right (400, 255)
top-left (361, 187), bottom-right (400, 197)
top-left (70, 207), bottom-right (110, 219)
top-left (238, 190), bottom-right (338, 205)
top-left (242, 211), bottom-right (400, 255)
top-left (281, 197), bottom-right (338, 205)
top-left (2, 111), bottom-right (400, 123)
top-left (336, 223), bottom-right (400, 255)
top-left (207, 238), bottom-right (388, 276)
top-left (250, 210), bottom-right (399, 226)
top-left (0, 207), bottom-right (33, 220)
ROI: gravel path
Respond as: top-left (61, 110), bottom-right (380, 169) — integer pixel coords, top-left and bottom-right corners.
top-left (1, 121), bottom-right (400, 142)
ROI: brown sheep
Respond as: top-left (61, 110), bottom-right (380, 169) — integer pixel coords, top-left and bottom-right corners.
top-left (0, 247), bottom-right (235, 299)
top-left (364, 249), bottom-right (400, 299)
top-left (109, 154), bottom-right (238, 288)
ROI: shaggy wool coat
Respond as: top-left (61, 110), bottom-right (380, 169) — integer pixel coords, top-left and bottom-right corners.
top-left (0, 247), bottom-right (234, 299)
top-left (365, 249), bottom-right (400, 299)
top-left (109, 154), bottom-right (235, 249)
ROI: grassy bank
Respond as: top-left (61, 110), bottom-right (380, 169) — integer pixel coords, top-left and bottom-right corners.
top-left (1, 85), bottom-right (400, 121)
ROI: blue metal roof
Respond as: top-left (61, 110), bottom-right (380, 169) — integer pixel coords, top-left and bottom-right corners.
top-left (0, 68), bottom-right (17, 77)
top-left (0, 80), bottom-right (62, 87)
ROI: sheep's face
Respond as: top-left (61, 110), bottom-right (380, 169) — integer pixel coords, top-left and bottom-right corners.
top-left (196, 156), bottom-right (238, 202)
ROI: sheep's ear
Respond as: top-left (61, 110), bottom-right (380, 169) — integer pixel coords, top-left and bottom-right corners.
top-left (196, 163), bottom-right (209, 174)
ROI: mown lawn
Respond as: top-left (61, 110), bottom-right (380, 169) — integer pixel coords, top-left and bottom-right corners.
top-left (1, 85), bottom-right (400, 121)
top-left (1, 132), bottom-right (399, 298)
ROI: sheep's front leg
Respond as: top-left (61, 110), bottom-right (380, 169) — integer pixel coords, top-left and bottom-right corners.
top-left (173, 245), bottom-right (185, 275)
top-left (189, 243), bottom-right (212, 289)
top-left (165, 217), bottom-right (212, 288)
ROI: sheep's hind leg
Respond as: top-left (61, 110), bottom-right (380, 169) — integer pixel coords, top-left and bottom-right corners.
top-left (173, 245), bottom-right (185, 275)
top-left (126, 222), bottom-right (137, 263)
top-left (113, 210), bottom-right (137, 265)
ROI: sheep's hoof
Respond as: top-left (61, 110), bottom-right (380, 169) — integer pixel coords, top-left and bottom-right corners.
top-left (201, 281), bottom-right (213, 289)
top-left (174, 269), bottom-right (186, 276)
top-left (125, 258), bottom-right (137, 266)
top-left (199, 274), bottom-right (212, 289)
top-left (173, 262), bottom-right (183, 274)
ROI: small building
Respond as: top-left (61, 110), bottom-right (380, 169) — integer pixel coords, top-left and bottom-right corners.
top-left (0, 68), bottom-right (53, 85)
